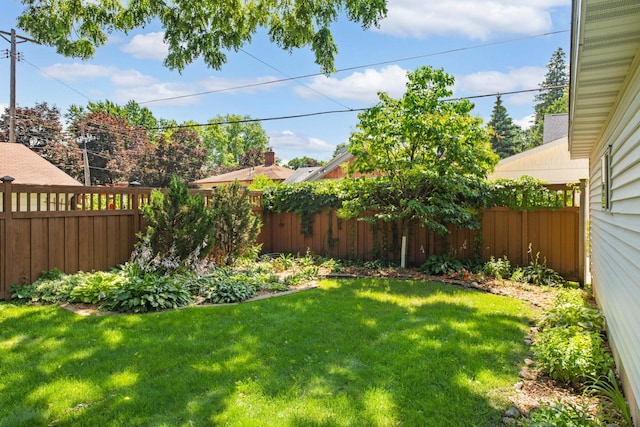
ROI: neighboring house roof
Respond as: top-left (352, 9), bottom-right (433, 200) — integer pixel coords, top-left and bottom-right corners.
top-left (569, 1), bottom-right (640, 158)
top-left (488, 136), bottom-right (588, 184)
top-left (282, 167), bottom-right (321, 184)
top-left (299, 150), bottom-right (355, 182)
top-left (0, 143), bottom-right (82, 186)
top-left (543, 113), bottom-right (568, 144)
top-left (191, 164), bottom-right (294, 186)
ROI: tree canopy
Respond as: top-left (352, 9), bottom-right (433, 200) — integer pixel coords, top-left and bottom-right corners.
top-left (197, 115), bottom-right (269, 169)
top-left (527, 47), bottom-right (569, 147)
top-left (343, 66), bottom-right (498, 265)
top-left (17, 0), bottom-right (388, 73)
top-left (487, 95), bottom-right (522, 158)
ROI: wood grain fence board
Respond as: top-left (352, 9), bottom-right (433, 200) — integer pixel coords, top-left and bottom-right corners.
top-left (48, 217), bottom-right (65, 272)
top-left (78, 217), bottom-right (93, 272)
top-left (30, 218), bottom-right (48, 280)
top-left (93, 217), bottom-right (108, 272)
top-left (64, 217), bottom-right (80, 274)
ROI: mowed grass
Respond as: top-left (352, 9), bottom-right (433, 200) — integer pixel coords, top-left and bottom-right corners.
top-left (0, 279), bottom-right (538, 426)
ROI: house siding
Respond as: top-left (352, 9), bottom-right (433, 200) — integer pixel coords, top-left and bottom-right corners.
top-left (587, 53), bottom-right (640, 423)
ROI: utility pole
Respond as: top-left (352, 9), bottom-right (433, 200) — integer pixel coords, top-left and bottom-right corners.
top-left (9, 29), bottom-right (16, 143)
top-left (1, 29), bottom-right (36, 143)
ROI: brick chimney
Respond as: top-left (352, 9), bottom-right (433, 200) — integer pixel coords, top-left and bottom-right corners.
top-left (264, 150), bottom-right (275, 166)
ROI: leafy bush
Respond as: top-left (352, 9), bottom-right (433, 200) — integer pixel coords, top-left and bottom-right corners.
top-left (141, 176), bottom-right (216, 263)
top-left (196, 268), bottom-right (260, 304)
top-left (421, 254), bottom-right (463, 275)
top-left (9, 269), bottom-right (76, 304)
top-left (522, 401), bottom-right (595, 427)
top-left (67, 271), bottom-right (124, 304)
top-left (534, 326), bottom-right (614, 384)
top-left (102, 274), bottom-right (194, 313)
top-left (483, 255), bottom-right (511, 280)
top-left (538, 289), bottom-right (605, 331)
top-left (210, 180), bottom-right (261, 265)
top-left (522, 247), bottom-right (565, 286)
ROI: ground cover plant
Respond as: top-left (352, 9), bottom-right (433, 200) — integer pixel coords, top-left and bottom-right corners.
top-left (0, 279), bottom-right (537, 426)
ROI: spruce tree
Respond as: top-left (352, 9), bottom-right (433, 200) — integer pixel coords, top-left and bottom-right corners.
top-left (487, 95), bottom-right (521, 158)
top-left (527, 47), bottom-right (569, 148)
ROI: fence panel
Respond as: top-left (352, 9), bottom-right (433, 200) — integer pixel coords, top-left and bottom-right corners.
top-left (0, 181), bottom-right (582, 300)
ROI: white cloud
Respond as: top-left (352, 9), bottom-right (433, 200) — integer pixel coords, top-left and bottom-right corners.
top-left (113, 82), bottom-right (198, 106)
top-left (455, 66), bottom-right (545, 105)
top-left (268, 130), bottom-right (336, 160)
top-left (110, 69), bottom-right (158, 87)
top-left (514, 114), bottom-right (535, 129)
top-left (121, 32), bottom-right (168, 61)
top-left (199, 75), bottom-right (285, 94)
top-left (295, 65), bottom-right (408, 104)
top-left (378, 0), bottom-right (569, 39)
top-left (42, 63), bottom-right (118, 81)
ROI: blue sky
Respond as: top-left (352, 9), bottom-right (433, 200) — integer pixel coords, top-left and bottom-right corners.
top-left (0, 0), bottom-right (571, 163)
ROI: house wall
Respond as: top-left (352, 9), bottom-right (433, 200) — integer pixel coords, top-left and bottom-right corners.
top-left (587, 53), bottom-right (640, 423)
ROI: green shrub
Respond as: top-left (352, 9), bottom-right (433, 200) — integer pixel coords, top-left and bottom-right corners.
top-left (141, 176), bottom-right (216, 264)
top-left (483, 255), bottom-right (511, 280)
top-left (523, 401), bottom-right (595, 427)
top-left (210, 180), bottom-right (261, 265)
top-left (9, 270), bottom-right (76, 304)
top-left (102, 274), bottom-right (194, 313)
top-left (67, 271), bottom-right (124, 304)
top-left (421, 254), bottom-right (463, 275)
top-left (522, 247), bottom-right (565, 286)
top-left (197, 268), bottom-right (260, 304)
top-left (539, 289), bottom-right (605, 331)
top-left (534, 326), bottom-right (614, 384)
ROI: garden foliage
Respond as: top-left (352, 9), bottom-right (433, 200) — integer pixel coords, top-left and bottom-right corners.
top-left (210, 180), bottom-right (261, 265)
top-left (141, 176), bottom-right (215, 262)
top-left (534, 289), bottom-right (614, 385)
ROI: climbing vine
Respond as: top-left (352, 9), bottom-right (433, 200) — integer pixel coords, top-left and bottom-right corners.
top-left (262, 181), bottom-right (344, 237)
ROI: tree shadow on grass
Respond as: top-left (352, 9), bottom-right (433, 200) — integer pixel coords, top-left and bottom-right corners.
top-left (0, 278), bottom-right (536, 426)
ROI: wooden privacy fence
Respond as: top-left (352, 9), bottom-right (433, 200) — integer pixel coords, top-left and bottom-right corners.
top-left (0, 179), bottom-right (585, 300)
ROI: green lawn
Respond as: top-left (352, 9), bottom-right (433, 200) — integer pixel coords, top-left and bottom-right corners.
top-left (0, 279), bottom-right (538, 426)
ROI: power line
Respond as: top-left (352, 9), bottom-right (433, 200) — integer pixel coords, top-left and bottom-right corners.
top-left (148, 85), bottom-right (569, 131)
top-left (21, 57), bottom-right (93, 101)
top-left (239, 47), bottom-right (353, 110)
top-left (139, 29), bottom-right (569, 105)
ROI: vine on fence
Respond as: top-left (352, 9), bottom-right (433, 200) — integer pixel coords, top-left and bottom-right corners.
top-left (262, 181), bottom-right (344, 237)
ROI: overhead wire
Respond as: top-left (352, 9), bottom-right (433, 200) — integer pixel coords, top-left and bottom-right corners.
top-left (138, 29), bottom-right (569, 105)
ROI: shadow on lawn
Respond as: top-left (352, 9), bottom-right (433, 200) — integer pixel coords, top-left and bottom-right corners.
top-left (0, 279), bottom-right (535, 426)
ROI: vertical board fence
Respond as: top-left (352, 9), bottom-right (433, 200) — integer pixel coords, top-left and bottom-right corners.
top-left (1, 179), bottom-right (585, 300)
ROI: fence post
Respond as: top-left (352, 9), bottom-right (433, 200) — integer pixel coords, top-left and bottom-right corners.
top-left (1, 176), bottom-right (14, 300)
top-left (129, 181), bottom-right (141, 244)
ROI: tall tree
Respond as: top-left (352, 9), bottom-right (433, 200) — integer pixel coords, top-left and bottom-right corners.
top-left (343, 66), bottom-right (498, 267)
top-left (68, 111), bottom-right (147, 185)
top-left (198, 115), bottom-right (269, 169)
top-left (17, 0), bottom-right (387, 73)
top-left (487, 96), bottom-right (521, 158)
top-left (528, 47), bottom-right (569, 147)
top-left (0, 102), bottom-right (62, 148)
top-left (0, 103), bottom-right (83, 179)
top-left (117, 128), bottom-right (206, 187)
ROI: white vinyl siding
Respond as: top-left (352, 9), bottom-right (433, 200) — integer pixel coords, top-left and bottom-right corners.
top-left (588, 53), bottom-right (640, 422)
